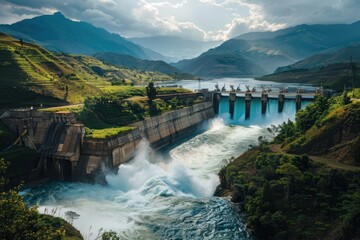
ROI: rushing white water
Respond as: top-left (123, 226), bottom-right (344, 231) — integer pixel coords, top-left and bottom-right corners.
top-left (24, 118), bottom-right (273, 240)
top-left (23, 79), bottom-right (313, 239)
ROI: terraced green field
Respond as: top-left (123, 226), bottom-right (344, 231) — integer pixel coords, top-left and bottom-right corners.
top-left (0, 33), bottom-right (173, 107)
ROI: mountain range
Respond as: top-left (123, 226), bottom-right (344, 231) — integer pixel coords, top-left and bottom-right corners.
top-left (0, 12), bottom-right (166, 61)
top-left (172, 39), bottom-right (291, 77)
top-left (174, 21), bottom-right (360, 77)
top-left (258, 43), bottom-right (360, 90)
top-left (129, 36), bottom-right (221, 61)
top-left (275, 43), bottom-right (360, 72)
top-left (1, 12), bottom-right (360, 81)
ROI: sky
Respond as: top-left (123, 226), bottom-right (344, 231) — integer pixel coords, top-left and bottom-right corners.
top-left (0, 0), bottom-right (359, 41)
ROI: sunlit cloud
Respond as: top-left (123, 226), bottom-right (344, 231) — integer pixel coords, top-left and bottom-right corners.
top-left (0, 0), bottom-right (359, 41)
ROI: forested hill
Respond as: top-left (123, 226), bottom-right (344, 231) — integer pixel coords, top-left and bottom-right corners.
top-left (215, 89), bottom-right (360, 240)
top-left (258, 62), bottom-right (360, 91)
top-left (258, 43), bottom-right (360, 91)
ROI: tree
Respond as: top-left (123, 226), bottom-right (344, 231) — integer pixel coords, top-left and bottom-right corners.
top-left (146, 82), bottom-right (157, 103)
top-left (101, 230), bottom-right (120, 240)
top-left (295, 95), bottom-right (329, 132)
top-left (0, 158), bottom-right (64, 240)
top-left (267, 125), bottom-right (280, 138)
top-left (342, 90), bottom-right (351, 105)
top-left (65, 211), bottom-right (80, 225)
top-left (276, 163), bottom-right (302, 201)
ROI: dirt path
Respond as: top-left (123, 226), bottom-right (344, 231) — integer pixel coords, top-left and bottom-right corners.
top-left (39, 104), bottom-right (84, 112)
top-left (269, 144), bottom-right (360, 172)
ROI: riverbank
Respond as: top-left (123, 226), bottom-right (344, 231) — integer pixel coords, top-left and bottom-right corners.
top-left (215, 90), bottom-right (360, 239)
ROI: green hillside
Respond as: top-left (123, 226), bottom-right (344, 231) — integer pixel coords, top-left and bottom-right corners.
top-left (258, 44), bottom-right (360, 91)
top-left (93, 52), bottom-right (194, 79)
top-left (0, 33), bottom-right (172, 107)
top-left (275, 43), bottom-right (360, 72)
top-left (258, 63), bottom-right (360, 91)
top-left (215, 89), bottom-right (360, 240)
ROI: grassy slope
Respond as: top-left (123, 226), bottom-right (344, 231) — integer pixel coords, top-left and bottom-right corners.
top-left (93, 52), bottom-right (195, 79)
top-left (284, 89), bottom-right (360, 165)
top-left (57, 54), bottom-right (172, 86)
top-left (0, 33), bottom-right (100, 105)
top-left (0, 33), bottom-right (173, 107)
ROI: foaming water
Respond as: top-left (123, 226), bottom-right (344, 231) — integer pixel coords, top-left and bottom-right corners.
top-left (219, 96), bottom-right (312, 126)
top-left (24, 118), bottom-right (270, 239)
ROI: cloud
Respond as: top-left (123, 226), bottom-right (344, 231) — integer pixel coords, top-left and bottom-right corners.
top-left (0, 0), bottom-right (359, 41)
top-left (212, 1), bottom-right (286, 40)
top-left (243, 0), bottom-right (360, 26)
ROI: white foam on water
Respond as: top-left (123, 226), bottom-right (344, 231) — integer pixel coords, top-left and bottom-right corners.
top-left (24, 115), bottom-right (274, 239)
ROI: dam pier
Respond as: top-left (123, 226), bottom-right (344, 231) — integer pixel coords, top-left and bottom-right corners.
top-left (211, 90), bottom-right (317, 119)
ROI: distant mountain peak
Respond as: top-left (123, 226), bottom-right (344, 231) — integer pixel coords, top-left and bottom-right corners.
top-left (0, 13), bottom-right (169, 60)
top-left (52, 11), bottom-right (66, 18)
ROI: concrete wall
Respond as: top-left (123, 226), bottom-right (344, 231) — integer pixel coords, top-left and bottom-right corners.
top-left (1, 110), bottom-right (54, 147)
top-left (132, 101), bottom-right (215, 148)
top-left (79, 102), bottom-right (215, 179)
top-left (1, 110), bottom-right (81, 182)
top-left (78, 129), bottom-right (142, 179)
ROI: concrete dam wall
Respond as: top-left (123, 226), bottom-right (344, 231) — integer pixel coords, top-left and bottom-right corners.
top-left (132, 101), bottom-right (215, 149)
top-left (1, 102), bottom-right (215, 182)
top-left (81, 102), bottom-right (215, 179)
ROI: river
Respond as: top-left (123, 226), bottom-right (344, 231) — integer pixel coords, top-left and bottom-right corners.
top-left (23, 78), bottom-right (313, 239)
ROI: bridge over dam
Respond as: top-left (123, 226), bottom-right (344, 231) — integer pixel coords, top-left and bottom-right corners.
top-left (210, 90), bottom-right (318, 120)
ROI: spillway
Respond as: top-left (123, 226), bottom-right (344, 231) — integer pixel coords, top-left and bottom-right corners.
top-left (218, 96), bottom-right (311, 126)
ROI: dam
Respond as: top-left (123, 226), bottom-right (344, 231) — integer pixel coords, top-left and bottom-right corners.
top-left (212, 91), bottom-right (316, 123)
top-left (0, 87), bottom-right (316, 184)
top-left (0, 88), bottom-right (317, 184)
